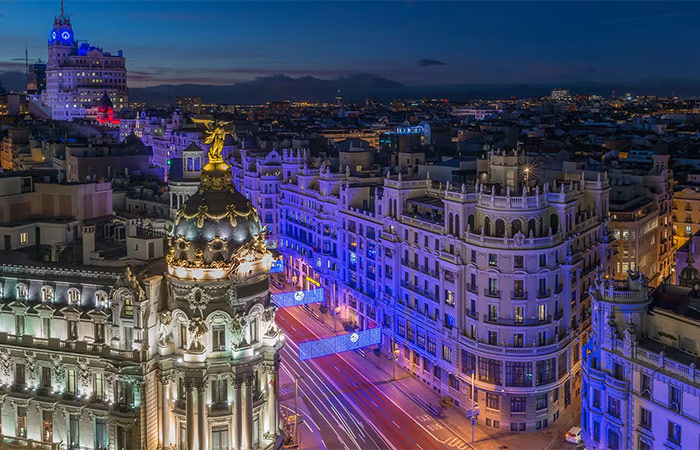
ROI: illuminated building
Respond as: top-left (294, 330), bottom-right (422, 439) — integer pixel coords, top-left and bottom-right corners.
top-left (275, 149), bottom-right (613, 432)
top-left (0, 124), bottom-right (283, 449)
top-left (27, 62), bottom-right (47, 95)
top-left (582, 272), bottom-right (700, 450)
top-left (551, 88), bottom-right (571, 101)
top-left (672, 172), bottom-right (700, 249)
top-left (608, 152), bottom-right (674, 286)
top-left (43, 4), bottom-right (127, 121)
top-left (176, 96), bottom-right (203, 114)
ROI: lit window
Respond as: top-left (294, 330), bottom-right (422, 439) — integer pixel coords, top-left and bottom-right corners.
top-left (19, 232), bottom-right (28, 245)
top-left (67, 288), bottom-right (81, 305)
top-left (41, 286), bottom-right (54, 302)
top-left (16, 284), bottom-right (28, 300)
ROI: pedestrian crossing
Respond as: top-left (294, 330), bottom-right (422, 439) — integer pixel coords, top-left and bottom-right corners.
top-left (444, 437), bottom-right (470, 449)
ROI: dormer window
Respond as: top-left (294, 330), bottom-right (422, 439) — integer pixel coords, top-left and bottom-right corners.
top-left (16, 284), bottom-right (28, 300)
top-left (41, 286), bottom-right (54, 302)
top-left (67, 288), bottom-right (81, 306)
top-left (95, 291), bottom-right (108, 309)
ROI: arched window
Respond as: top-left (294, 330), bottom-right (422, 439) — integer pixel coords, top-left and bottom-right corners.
top-left (448, 213), bottom-right (454, 235)
top-left (495, 219), bottom-right (506, 237)
top-left (454, 214), bottom-right (460, 237)
top-left (123, 294), bottom-right (134, 317)
top-left (550, 214), bottom-right (560, 234)
top-left (511, 219), bottom-right (522, 237)
top-left (16, 283), bottom-right (28, 300)
top-left (483, 217), bottom-right (491, 236)
top-left (528, 219), bottom-right (537, 237)
top-left (41, 286), bottom-right (54, 302)
top-left (95, 290), bottom-right (108, 308)
top-left (67, 288), bottom-right (81, 305)
top-left (467, 215), bottom-right (475, 232)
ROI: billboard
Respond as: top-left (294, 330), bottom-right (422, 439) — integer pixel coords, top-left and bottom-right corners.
top-left (272, 287), bottom-right (324, 308)
top-left (299, 327), bottom-right (382, 360)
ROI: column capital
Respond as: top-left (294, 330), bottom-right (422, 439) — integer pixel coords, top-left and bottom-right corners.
top-left (234, 378), bottom-right (244, 389)
top-left (244, 375), bottom-right (255, 387)
top-left (194, 380), bottom-right (207, 392)
top-left (158, 371), bottom-right (175, 385)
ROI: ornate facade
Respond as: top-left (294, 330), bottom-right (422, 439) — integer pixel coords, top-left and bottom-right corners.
top-left (0, 124), bottom-right (284, 449)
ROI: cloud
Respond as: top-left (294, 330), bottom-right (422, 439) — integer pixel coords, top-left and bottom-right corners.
top-left (418, 59), bottom-right (446, 67)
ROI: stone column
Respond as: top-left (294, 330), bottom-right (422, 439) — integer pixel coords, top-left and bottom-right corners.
top-left (260, 368), bottom-right (269, 434)
top-left (196, 381), bottom-right (207, 450)
top-left (186, 380), bottom-right (196, 450)
top-left (243, 376), bottom-right (254, 450)
top-left (233, 379), bottom-right (242, 450)
top-left (268, 364), bottom-right (279, 435)
top-left (159, 373), bottom-right (172, 448)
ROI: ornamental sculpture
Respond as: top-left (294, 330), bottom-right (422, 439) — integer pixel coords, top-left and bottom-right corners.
top-left (191, 119), bottom-right (232, 171)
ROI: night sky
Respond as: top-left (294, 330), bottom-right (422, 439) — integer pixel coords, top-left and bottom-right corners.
top-left (1, 1), bottom-right (699, 87)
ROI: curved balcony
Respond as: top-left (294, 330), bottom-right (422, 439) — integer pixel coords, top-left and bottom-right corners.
top-left (483, 314), bottom-right (552, 326)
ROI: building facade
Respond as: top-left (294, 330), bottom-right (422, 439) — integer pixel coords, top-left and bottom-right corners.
top-left (581, 272), bottom-right (700, 450)
top-left (43, 10), bottom-right (127, 121)
top-left (0, 132), bottom-right (284, 449)
top-left (270, 149), bottom-right (614, 433)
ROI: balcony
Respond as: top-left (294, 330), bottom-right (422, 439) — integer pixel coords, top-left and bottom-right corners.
top-left (605, 373), bottom-right (630, 393)
top-left (554, 309), bottom-right (564, 320)
top-left (0, 333), bottom-right (143, 362)
top-left (512, 291), bottom-right (527, 300)
top-left (466, 309), bottom-right (478, 319)
top-left (467, 283), bottom-right (478, 294)
top-left (0, 436), bottom-right (61, 449)
top-left (484, 288), bottom-right (500, 298)
top-left (483, 314), bottom-right (552, 326)
top-left (537, 289), bottom-right (552, 299)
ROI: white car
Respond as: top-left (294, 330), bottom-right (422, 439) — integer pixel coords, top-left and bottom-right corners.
top-left (565, 427), bottom-right (582, 444)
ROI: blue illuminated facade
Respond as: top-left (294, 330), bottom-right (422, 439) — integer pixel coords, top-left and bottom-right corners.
top-left (299, 327), bottom-right (382, 360)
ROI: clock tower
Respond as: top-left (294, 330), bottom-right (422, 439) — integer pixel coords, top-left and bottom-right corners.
top-left (47, 1), bottom-right (76, 69)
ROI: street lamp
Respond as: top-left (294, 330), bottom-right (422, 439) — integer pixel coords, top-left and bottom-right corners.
top-left (333, 306), bottom-right (340, 334)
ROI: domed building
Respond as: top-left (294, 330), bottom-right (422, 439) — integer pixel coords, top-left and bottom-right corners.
top-left (159, 123), bottom-right (284, 450)
top-left (679, 244), bottom-right (700, 289)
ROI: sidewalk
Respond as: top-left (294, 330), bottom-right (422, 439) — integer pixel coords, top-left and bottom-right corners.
top-left (299, 301), bottom-right (581, 450)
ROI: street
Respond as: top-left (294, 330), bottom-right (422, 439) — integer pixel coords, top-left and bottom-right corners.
top-left (273, 287), bottom-right (582, 450)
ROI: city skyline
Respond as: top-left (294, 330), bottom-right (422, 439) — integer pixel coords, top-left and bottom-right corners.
top-left (1, 1), bottom-right (700, 88)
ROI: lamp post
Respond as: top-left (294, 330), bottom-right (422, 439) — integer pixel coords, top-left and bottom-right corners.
top-left (334, 306), bottom-right (340, 335)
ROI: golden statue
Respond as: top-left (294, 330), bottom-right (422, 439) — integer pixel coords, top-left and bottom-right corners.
top-left (192, 119), bottom-right (232, 171)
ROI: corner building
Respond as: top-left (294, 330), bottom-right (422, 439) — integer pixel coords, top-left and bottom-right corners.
top-left (0, 145), bottom-right (283, 449)
top-left (383, 151), bottom-right (613, 431)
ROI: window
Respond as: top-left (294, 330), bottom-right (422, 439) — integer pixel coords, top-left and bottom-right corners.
top-left (461, 349), bottom-right (476, 374)
top-left (513, 334), bottom-right (524, 347)
top-left (41, 286), bottom-right (54, 302)
top-left (180, 323), bottom-right (188, 349)
top-left (607, 429), bottom-right (620, 450)
top-left (42, 410), bottom-right (53, 443)
top-left (486, 393), bottom-right (500, 410)
top-left (41, 366), bottom-right (51, 389)
top-left (640, 373), bottom-right (652, 398)
top-left (67, 288), bottom-right (81, 305)
top-left (539, 254), bottom-right (546, 267)
top-left (16, 406), bottom-right (27, 438)
top-left (592, 420), bottom-right (600, 442)
top-left (510, 396), bottom-right (526, 412)
top-left (16, 283), bottom-right (27, 300)
top-left (95, 291), bottom-right (108, 308)
top-left (471, 250), bottom-right (476, 262)
top-left (488, 331), bottom-right (497, 345)
top-left (506, 361), bottom-right (532, 387)
top-left (536, 359), bottom-right (555, 385)
top-left (669, 385), bottom-right (681, 411)
top-left (478, 357), bottom-right (502, 385)
top-left (69, 414), bottom-right (80, 447)
top-left (95, 418), bottom-right (108, 449)
top-left (488, 304), bottom-right (498, 321)
top-left (538, 303), bottom-right (548, 321)
top-left (488, 254), bottom-right (497, 266)
top-left (67, 369), bottom-right (77, 394)
top-left (448, 373), bottom-right (460, 390)
top-left (444, 289), bottom-right (454, 306)
top-left (668, 421), bottom-right (681, 444)
top-left (212, 325), bottom-right (226, 351)
top-left (536, 393), bottom-right (547, 410)
top-left (211, 378), bottom-right (228, 408)
top-left (442, 345), bottom-right (452, 362)
top-left (94, 323), bottom-right (105, 343)
top-left (43, 318), bottom-right (51, 339)
top-left (513, 306), bottom-right (523, 323)
top-left (607, 396), bottom-right (620, 418)
top-left (19, 232), bottom-right (28, 245)
top-left (67, 320), bottom-right (78, 340)
top-left (15, 363), bottom-right (25, 386)
top-left (513, 281), bottom-right (524, 299)
top-left (640, 407), bottom-right (651, 429)
top-left (488, 278), bottom-right (498, 295)
top-left (212, 426), bottom-right (229, 450)
top-left (427, 336), bottom-right (436, 356)
top-left (94, 373), bottom-right (105, 400)
top-left (15, 315), bottom-right (24, 336)
top-left (592, 389), bottom-right (600, 408)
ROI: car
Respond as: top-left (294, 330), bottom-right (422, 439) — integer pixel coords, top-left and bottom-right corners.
top-left (565, 427), bottom-right (582, 444)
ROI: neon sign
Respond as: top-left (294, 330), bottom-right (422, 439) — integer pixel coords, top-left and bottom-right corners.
top-left (299, 327), bottom-right (382, 360)
top-left (272, 287), bottom-right (324, 308)
top-left (61, 31), bottom-right (71, 40)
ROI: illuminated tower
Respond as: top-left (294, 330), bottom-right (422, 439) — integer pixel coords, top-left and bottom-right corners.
top-left (158, 123), bottom-right (284, 450)
top-left (43, 0), bottom-right (128, 121)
